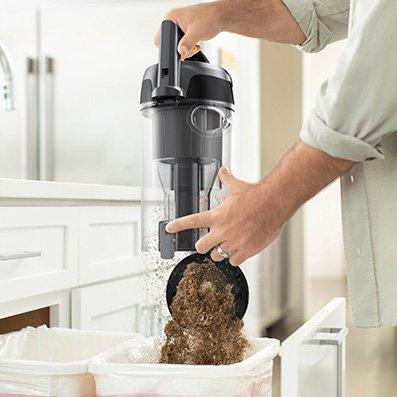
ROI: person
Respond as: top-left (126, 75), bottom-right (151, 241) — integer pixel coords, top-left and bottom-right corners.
top-left (156, 0), bottom-right (397, 328)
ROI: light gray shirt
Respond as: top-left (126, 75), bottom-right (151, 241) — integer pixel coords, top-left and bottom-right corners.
top-left (282, 0), bottom-right (397, 327)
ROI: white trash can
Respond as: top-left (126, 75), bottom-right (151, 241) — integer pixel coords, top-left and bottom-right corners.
top-left (90, 336), bottom-right (280, 397)
top-left (0, 325), bottom-right (141, 397)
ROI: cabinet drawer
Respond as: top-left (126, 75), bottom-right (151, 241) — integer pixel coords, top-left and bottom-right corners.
top-left (72, 276), bottom-right (144, 333)
top-left (72, 272), bottom-right (169, 336)
top-left (78, 206), bottom-right (142, 284)
top-left (0, 207), bottom-right (78, 302)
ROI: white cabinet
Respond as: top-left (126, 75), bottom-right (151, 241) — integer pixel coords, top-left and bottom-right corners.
top-left (0, 203), bottom-right (146, 302)
top-left (281, 298), bottom-right (348, 397)
top-left (78, 205), bottom-right (142, 285)
top-left (72, 276), bottom-right (144, 334)
top-left (0, 207), bottom-right (79, 303)
top-left (0, 289), bottom-right (70, 328)
top-left (72, 272), bottom-right (165, 337)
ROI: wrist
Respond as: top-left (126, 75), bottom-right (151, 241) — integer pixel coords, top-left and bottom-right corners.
top-left (256, 177), bottom-right (298, 224)
top-left (215, 0), bottom-right (237, 32)
top-left (213, 0), bottom-right (307, 45)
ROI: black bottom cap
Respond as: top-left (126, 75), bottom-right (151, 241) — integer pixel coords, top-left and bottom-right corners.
top-left (166, 252), bottom-right (249, 319)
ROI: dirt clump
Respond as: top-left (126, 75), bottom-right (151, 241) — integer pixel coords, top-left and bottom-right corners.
top-left (160, 260), bottom-right (250, 365)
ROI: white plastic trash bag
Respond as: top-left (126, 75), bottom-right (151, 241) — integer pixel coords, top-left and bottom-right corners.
top-left (90, 336), bottom-right (280, 397)
top-left (0, 325), bottom-right (141, 397)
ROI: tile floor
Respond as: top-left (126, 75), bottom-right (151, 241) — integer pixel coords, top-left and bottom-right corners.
top-left (269, 278), bottom-right (397, 397)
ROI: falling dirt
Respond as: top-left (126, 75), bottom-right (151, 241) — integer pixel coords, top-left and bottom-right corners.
top-left (160, 260), bottom-right (250, 365)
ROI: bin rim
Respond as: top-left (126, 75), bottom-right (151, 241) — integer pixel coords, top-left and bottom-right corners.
top-left (89, 337), bottom-right (280, 378)
top-left (0, 358), bottom-right (89, 376)
top-left (0, 326), bottom-right (142, 376)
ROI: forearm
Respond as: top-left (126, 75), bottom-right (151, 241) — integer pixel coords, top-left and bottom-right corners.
top-left (167, 139), bottom-right (354, 266)
top-left (160, 0), bottom-right (306, 59)
top-left (218, 0), bottom-right (306, 45)
top-left (259, 140), bottom-right (355, 220)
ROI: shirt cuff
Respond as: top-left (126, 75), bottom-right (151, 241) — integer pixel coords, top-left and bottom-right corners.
top-left (300, 110), bottom-right (385, 161)
top-left (282, 0), bottom-right (333, 53)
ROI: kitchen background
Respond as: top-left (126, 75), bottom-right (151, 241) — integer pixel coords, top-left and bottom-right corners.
top-left (0, 1), bottom-right (395, 396)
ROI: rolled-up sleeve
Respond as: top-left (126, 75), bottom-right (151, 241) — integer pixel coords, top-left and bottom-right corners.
top-left (282, 0), bottom-right (350, 53)
top-left (300, 0), bottom-right (396, 162)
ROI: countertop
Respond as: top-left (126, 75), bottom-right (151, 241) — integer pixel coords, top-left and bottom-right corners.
top-left (0, 178), bottom-right (140, 201)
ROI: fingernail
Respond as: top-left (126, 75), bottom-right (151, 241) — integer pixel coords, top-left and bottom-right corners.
top-left (219, 166), bottom-right (230, 175)
top-left (166, 222), bottom-right (174, 233)
top-left (179, 44), bottom-right (189, 57)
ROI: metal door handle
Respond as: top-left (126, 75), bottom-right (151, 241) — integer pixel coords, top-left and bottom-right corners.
top-left (25, 57), bottom-right (40, 180)
top-left (39, 56), bottom-right (55, 181)
top-left (308, 327), bottom-right (348, 345)
top-left (0, 251), bottom-right (42, 261)
top-left (307, 327), bottom-right (349, 397)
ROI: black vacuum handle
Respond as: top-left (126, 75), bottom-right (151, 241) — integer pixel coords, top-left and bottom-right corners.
top-left (152, 20), bottom-right (208, 99)
top-left (152, 20), bottom-right (183, 98)
top-left (176, 25), bottom-right (209, 63)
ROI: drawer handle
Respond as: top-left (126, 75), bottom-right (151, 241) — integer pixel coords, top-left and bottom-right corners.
top-left (0, 251), bottom-right (42, 261)
top-left (306, 327), bottom-right (349, 397)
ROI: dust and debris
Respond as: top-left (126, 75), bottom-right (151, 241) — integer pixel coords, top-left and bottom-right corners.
top-left (160, 260), bottom-right (250, 365)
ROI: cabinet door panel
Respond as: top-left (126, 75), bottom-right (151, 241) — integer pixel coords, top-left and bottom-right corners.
top-left (78, 205), bottom-right (142, 285)
top-left (0, 207), bottom-right (79, 303)
top-left (281, 298), bottom-right (348, 397)
top-left (40, 1), bottom-right (195, 186)
top-left (72, 276), bottom-right (144, 334)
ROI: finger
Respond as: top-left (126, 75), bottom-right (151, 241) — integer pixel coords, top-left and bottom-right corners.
top-left (155, 28), bottom-right (199, 59)
top-left (195, 232), bottom-right (222, 254)
top-left (210, 242), bottom-right (236, 262)
top-left (229, 252), bottom-right (247, 267)
top-left (166, 211), bottom-right (212, 233)
top-left (184, 44), bottom-right (201, 59)
top-left (210, 249), bottom-right (223, 262)
top-left (153, 25), bottom-right (161, 47)
top-left (178, 29), bottom-right (202, 59)
top-left (218, 166), bottom-right (238, 188)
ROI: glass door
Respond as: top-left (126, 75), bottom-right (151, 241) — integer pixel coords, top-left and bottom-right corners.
top-left (0, 1), bottom-right (196, 186)
top-left (0, 9), bottom-right (38, 180)
top-left (281, 298), bottom-right (348, 397)
top-left (40, 1), bottom-right (195, 186)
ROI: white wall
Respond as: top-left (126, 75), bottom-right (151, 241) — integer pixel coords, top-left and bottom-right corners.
top-left (302, 41), bottom-right (347, 279)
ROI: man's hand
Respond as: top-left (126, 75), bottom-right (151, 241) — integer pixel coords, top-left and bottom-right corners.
top-left (166, 140), bottom-right (354, 266)
top-left (154, 2), bottom-right (223, 60)
top-left (155, 0), bottom-right (306, 60)
top-left (166, 167), bottom-right (285, 266)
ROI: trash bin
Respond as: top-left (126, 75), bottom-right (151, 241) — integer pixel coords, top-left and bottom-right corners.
top-left (0, 325), bottom-right (141, 397)
top-left (90, 336), bottom-right (280, 397)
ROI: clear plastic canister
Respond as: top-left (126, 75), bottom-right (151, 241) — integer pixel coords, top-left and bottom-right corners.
top-left (140, 103), bottom-right (233, 259)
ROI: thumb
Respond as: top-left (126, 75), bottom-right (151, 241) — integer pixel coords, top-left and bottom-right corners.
top-left (178, 29), bottom-right (201, 59)
top-left (218, 167), bottom-right (237, 187)
top-left (153, 25), bottom-right (161, 47)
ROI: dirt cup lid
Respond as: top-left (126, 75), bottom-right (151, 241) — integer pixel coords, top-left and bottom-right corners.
top-left (166, 252), bottom-right (249, 319)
